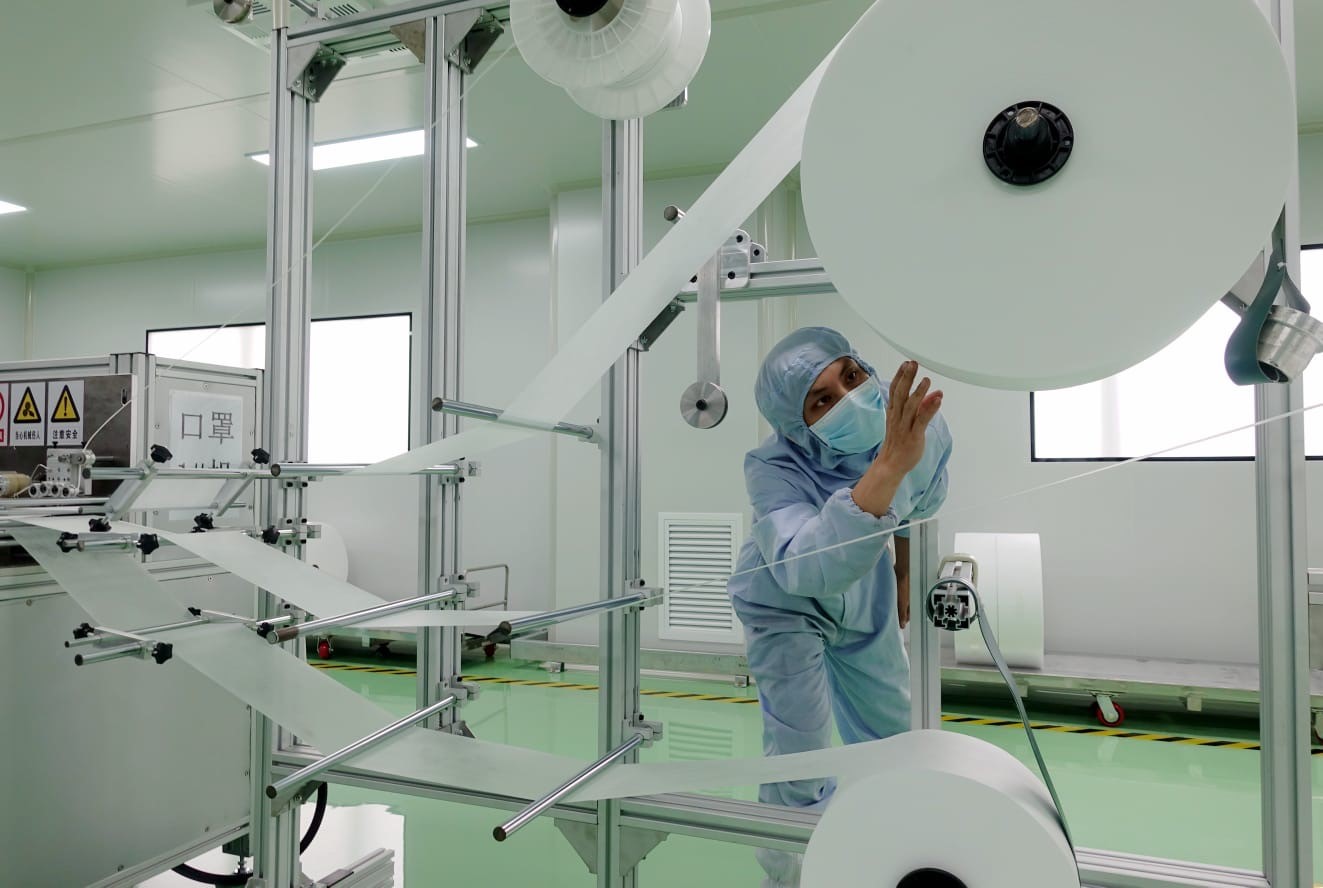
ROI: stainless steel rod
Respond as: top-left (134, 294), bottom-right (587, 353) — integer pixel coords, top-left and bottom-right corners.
top-left (66, 617), bottom-right (207, 649)
top-left (494, 733), bottom-right (645, 841)
top-left (270, 462), bottom-right (461, 478)
top-left (432, 398), bottom-right (597, 442)
top-left (266, 695), bottom-right (458, 801)
top-left (86, 467), bottom-right (271, 481)
top-left (74, 643), bottom-right (142, 666)
top-left (504, 590), bottom-right (648, 636)
top-left (266, 589), bottom-right (459, 643)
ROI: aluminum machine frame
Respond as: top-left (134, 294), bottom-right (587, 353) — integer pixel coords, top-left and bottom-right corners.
top-left (252, 1), bottom-right (1315, 886)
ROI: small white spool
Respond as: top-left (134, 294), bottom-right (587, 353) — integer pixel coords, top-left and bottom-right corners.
top-left (511, 0), bottom-right (679, 91)
top-left (566, 0), bottom-right (711, 119)
top-left (953, 532), bottom-right (1045, 670)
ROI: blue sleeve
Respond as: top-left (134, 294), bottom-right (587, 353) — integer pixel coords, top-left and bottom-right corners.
top-left (895, 411), bottom-right (953, 537)
top-left (746, 458), bottom-right (898, 599)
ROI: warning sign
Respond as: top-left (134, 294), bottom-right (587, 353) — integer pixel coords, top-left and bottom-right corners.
top-left (0, 384), bottom-right (8, 447)
top-left (46, 380), bottom-right (84, 447)
top-left (10, 383), bottom-right (46, 445)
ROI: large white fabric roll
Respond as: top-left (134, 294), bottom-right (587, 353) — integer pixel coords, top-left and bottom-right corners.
top-left (802, 0), bottom-right (1296, 390)
top-left (802, 730), bottom-right (1078, 887)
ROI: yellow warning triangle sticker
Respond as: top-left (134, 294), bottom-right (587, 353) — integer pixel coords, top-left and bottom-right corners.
top-left (52, 385), bottom-right (80, 423)
top-left (14, 387), bottom-right (41, 423)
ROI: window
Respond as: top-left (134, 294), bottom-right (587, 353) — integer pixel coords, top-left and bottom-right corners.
top-left (1032, 246), bottom-right (1323, 460)
top-left (148, 314), bottom-right (411, 464)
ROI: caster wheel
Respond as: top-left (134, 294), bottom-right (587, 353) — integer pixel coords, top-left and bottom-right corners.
top-left (316, 639), bottom-right (332, 660)
top-left (1092, 701), bottom-right (1125, 727)
top-left (483, 643), bottom-right (497, 660)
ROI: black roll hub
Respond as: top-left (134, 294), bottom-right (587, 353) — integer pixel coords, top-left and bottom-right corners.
top-left (897, 868), bottom-right (968, 888)
top-left (983, 100), bottom-right (1074, 186)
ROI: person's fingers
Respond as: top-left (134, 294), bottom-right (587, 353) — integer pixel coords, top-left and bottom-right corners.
top-left (902, 377), bottom-right (931, 427)
top-left (915, 390), bottom-right (944, 428)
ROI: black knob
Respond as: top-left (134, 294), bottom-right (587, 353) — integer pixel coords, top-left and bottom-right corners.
top-left (151, 642), bottom-right (174, 665)
top-left (194, 513), bottom-right (216, 532)
top-left (261, 526), bottom-right (281, 545)
top-left (89, 517), bottom-right (112, 534)
top-left (138, 534), bottom-right (161, 556)
top-left (251, 448), bottom-right (271, 465)
top-left (150, 444), bottom-right (173, 464)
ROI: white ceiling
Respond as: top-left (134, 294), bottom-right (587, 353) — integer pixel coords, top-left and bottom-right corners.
top-left (0, 0), bottom-right (1318, 269)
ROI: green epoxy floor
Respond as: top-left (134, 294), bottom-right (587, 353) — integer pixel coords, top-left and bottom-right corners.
top-left (148, 653), bottom-right (1323, 886)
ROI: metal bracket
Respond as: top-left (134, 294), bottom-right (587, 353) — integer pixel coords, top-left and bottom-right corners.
top-left (678, 229), bottom-right (762, 292)
top-left (449, 11), bottom-right (503, 74)
top-left (625, 716), bottom-right (663, 745)
top-left (638, 299), bottom-right (685, 351)
top-left (553, 820), bottom-right (668, 876)
top-left (287, 44), bottom-right (347, 101)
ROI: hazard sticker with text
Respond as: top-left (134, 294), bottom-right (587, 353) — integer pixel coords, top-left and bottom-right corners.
top-left (10, 382), bottom-right (46, 446)
top-left (46, 380), bottom-right (84, 447)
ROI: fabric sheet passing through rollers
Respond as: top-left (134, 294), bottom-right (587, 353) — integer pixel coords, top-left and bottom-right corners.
top-left (21, 517), bottom-right (535, 630)
top-left (10, 518), bottom-right (1076, 838)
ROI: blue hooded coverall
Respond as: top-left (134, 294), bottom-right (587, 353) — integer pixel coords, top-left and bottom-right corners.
top-left (728, 327), bottom-right (952, 886)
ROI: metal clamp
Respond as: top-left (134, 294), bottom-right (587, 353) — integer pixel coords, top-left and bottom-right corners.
top-left (57, 531), bottom-right (160, 556)
top-left (65, 622), bottom-right (179, 667)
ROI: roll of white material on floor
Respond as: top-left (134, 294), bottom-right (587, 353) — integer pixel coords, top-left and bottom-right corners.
top-left (801, 731), bottom-right (1078, 887)
top-left (801, 0), bottom-right (1295, 390)
top-left (952, 532), bottom-right (1045, 670)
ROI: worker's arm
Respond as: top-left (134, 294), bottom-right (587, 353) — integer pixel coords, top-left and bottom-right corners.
top-left (747, 362), bottom-right (942, 600)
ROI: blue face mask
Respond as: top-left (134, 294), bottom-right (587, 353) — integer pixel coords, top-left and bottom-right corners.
top-left (809, 374), bottom-right (886, 455)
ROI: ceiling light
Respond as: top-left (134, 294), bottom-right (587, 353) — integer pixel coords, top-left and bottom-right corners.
top-left (249, 130), bottom-right (478, 170)
top-left (0, 199), bottom-right (27, 215)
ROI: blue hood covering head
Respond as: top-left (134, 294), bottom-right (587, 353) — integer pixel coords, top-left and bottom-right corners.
top-left (754, 326), bottom-right (879, 473)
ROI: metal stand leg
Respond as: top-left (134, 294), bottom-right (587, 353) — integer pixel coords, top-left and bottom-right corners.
top-left (1257, 3), bottom-right (1313, 884)
top-left (598, 117), bottom-right (645, 888)
top-left (255, 5), bottom-right (315, 879)
top-left (909, 520), bottom-right (941, 730)
top-left (417, 11), bottom-right (472, 734)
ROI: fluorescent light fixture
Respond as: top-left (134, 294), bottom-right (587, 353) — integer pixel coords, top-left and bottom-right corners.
top-left (250, 129), bottom-right (477, 170)
top-left (0, 199), bottom-right (27, 215)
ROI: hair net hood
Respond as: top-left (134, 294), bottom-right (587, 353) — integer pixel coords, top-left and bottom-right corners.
top-left (754, 326), bottom-right (878, 473)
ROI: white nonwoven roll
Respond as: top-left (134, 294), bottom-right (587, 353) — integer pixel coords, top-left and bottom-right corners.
top-left (801, 731), bottom-right (1078, 888)
top-left (566, 0), bottom-right (711, 119)
top-left (801, 0), bottom-right (1296, 390)
top-left (511, 0), bottom-right (678, 91)
top-left (953, 532), bottom-right (1045, 670)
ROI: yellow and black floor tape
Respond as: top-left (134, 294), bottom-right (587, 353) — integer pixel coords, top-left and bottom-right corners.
top-left (310, 661), bottom-right (1323, 755)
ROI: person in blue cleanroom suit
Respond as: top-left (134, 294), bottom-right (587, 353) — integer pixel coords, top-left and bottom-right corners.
top-left (727, 327), bottom-right (952, 888)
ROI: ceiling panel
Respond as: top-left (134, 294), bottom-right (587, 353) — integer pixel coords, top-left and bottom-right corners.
top-left (0, 0), bottom-right (1315, 269)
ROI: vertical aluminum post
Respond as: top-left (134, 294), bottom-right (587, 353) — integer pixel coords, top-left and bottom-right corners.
top-left (1258, 1), bottom-right (1312, 882)
top-left (255, 5), bottom-right (312, 881)
top-left (416, 12), bottom-right (468, 732)
top-left (908, 520), bottom-right (942, 730)
top-left (598, 117), bottom-right (644, 888)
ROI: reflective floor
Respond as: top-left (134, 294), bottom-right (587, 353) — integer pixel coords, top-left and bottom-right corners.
top-left (144, 652), bottom-right (1323, 886)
